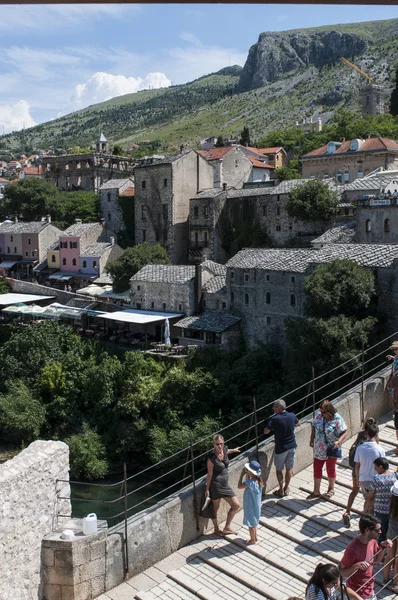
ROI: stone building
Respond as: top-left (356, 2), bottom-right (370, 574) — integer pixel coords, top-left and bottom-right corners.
top-left (134, 150), bottom-right (214, 264)
top-left (199, 146), bottom-right (270, 188)
top-left (99, 178), bottom-right (134, 237)
top-left (301, 137), bottom-right (398, 182)
top-left (42, 134), bottom-right (134, 192)
top-left (188, 179), bottom-right (335, 263)
top-left (173, 311), bottom-right (241, 348)
top-left (226, 244), bottom-right (398, 347)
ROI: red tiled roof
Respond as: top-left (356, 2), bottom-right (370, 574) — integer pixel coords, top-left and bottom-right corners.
top-left (246, 146), bottom-right (283, 155)
top-left (248, 155), bottom-right (274, 169)
top-left (302, 137), bottom-right (398, 158)
top-left (120, 186), bottom-right (135, 197)
top-left (200, 147), bottom-right (234, 161)
top-left (23, 166), bottom-right (42, 175)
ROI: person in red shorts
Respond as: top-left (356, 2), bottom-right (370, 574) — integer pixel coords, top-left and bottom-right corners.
top-left (340, 514), bottom-right (392, 600)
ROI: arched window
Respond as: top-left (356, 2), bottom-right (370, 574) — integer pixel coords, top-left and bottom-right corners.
top-left (266, 292), bottom-right (271, 304)
top-left (62, 258), bottom-right (66, 266)
top-left (336, 171), bottom-right (343, 183)
top-left (230, 291), bottom-right (234, 304)
top-left (384, 219), bottom-right (391, 233)
top-left (51, 254), bottom-right (56, 263)
top-left (72, 258), bottom-right (77, 266)
top-left (245, 293), bottom-right (249, 306)
top-left (343, 170), bottom-right (350, 183)
top-left (82, 260), bottom-right (87, 268)
top-left (366, 219), bottom-right (371, 233)
top-left (107, 192), bottom-right (111, 202)
top-left (28, 238), bottom-right (31, 245)
top-left (290, 294), bottom-right (296, 307)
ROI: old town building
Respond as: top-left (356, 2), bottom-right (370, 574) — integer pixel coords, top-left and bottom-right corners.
top-left (99, 178), bottom-right (134, 237)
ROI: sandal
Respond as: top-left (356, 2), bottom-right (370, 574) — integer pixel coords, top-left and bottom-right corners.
top-left (284, 488), bottom-right (290, 496)
top-left (343, 513), bottom-right (351, 528)
top-left (306, 492), bottom-right (321, 500)
top-left (323, 490), bottom-right (335, 499)
top-left (274, 489), bottom-right (284, 497)
top-left (222, 528), bottom-right (237, 535)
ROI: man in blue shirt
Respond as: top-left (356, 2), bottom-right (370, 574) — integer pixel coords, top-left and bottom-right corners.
top-left (264, 399), bottom-right (300, 497)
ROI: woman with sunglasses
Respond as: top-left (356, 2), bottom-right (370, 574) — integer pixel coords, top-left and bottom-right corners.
top-left (307, 400), bottom-right (348, 500)
top-left (205, 434), bottom-right (241, 535)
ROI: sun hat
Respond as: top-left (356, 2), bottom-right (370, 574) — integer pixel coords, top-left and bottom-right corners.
top-left (390, 341), bottom-right (398, 350)
top-left (391, 481), bottom-right (398, 496)
top-left (245, 460), bottom-right (261, 476)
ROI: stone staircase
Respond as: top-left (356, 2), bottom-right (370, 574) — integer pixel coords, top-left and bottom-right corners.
top-left (97, 418), bottom-right (398, 600)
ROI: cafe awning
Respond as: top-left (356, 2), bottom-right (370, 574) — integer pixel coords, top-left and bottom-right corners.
top-left (0, 293), bottom-right (55, 306)
top-left (96, 309), bottom-right (182, 325)
top-left (0, 261), bottom-right (18, 269)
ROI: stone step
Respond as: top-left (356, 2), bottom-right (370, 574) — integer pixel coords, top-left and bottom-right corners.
top-left (199, 540), bottom-right (306, 600)
top-left (168, 556), bottom-right (266, 600)
top-left (135, 577), bottom-right (200, 600)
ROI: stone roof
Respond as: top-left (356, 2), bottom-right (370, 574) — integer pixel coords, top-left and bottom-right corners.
top-left (131, 264), bottom-right (196, 284)
top-left (227, 187), bottom-right (275, 198)
top-left (100, 179), bottom-right (132, 190)
top-left (135, 150), bottom-right (194, 168)
top-left (202, 275), bottom-right (226, 295)
top-left (199, 147), bottom-right (235, 161)
top-left (227, 243), bottom-right (398, 273)
top-left (81, 242), bottom-right (112, 257)
top-left (343, 175), bottom-right (398, 192)
top-left (0, 220), bottom-right (50, 233)
top-left (302, 137), bottom-right (398, 159)
top-left (93, 272), bottom-right (113, 285)
top-left (174, 311), bottom-right (241, 332)
top-left (98, 133), bottom-right (107, 142)
top-left (311, 222), bottom-right (356, 245)
top-left (193, 188), bottom-right (227, 199)
top-left (63, 222), bottom-right (99, 237)
top-left (201, 260), bottom-right (227, 276)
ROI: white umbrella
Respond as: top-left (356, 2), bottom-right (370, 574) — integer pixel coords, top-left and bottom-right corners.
top-left (42, 305), bottom-right (66, 319)
top-left (2, 303), bottom-right (28, 314)
top-left (164, 317), bottom-right (171, 346)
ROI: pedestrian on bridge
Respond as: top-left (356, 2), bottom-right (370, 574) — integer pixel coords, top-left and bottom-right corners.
top-left (238, 460), bottom-right (263, 545)
top-left (306, 563), bottom-right (362, 600)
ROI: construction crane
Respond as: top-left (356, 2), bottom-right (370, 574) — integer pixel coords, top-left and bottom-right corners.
top-left (339, 57), bottom-right (375, 83)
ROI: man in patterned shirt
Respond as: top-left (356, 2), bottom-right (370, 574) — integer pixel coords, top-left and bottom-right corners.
top-left (365, 457), bottom-right (397, 542)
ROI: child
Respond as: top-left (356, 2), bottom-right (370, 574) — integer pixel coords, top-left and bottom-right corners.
top-left (238, 460), bottom-right (263, 545)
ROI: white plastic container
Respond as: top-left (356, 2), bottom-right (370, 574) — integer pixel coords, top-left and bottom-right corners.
top-left (83, 513), bottom-right (97, 535)
top-left (61, 529), bottom-right (75, 540)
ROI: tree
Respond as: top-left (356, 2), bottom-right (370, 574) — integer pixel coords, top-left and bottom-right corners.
top-left (274, 166), bottom-right (302, 181)
top-left (391, 66), bottom-right (398, 116)
top-left (113, 144), bottom-right (124, 156)
top-left (215, 136), bottom-right (225, 147)
top-left (305, 260), bottom-right (376, 319)
top-left (1, 178), bottom-right (57, 220)
top-left (46, 191), bottom-right (99, 228)
top-left (286, 179), bottom-right (339, 224)
top-left (66, 424), bottom-right (108, 480)
top-left (106, 243), bottom-right (170, 292)
top-left (0, 380), bottom-right (46, 445)
top-left (239, 126), bottom-right (251, 147)
top-left (0, 277), bottom-right (11, 294)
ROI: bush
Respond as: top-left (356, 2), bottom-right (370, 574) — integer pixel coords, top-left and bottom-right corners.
top-left (0, 380), bottom-right (46, 445)
top-left (66, 424), bottom-right (109, 480)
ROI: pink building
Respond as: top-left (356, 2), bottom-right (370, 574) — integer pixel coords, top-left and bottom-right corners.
top-left (59, 221), bottom-right (103, 272)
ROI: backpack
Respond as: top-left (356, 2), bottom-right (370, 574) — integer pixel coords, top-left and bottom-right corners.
top-left (348, 430), bottom-right (367, 469)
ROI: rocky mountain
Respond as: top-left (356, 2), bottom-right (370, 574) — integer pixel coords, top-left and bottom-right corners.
top-left (2, 18), bottom-right (398, 152)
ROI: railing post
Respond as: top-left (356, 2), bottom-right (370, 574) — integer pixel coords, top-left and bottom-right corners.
top-left (312, 366), bottom-right (316, 419)
top-left (253, 396), bottom-right (259, 460)
top-left (123, 462), bottom-right (129, 576)
top-left (360, 337), bottom-right (365, 426)
top-left (189, 434), bottom-right (200, 532)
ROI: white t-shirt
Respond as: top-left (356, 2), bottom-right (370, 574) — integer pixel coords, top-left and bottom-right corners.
top-left (354, 441), bottom-right (385, 482)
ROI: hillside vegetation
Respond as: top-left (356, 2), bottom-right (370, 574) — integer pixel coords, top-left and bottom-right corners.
top-left (2, 19), bottom-right (398, 152)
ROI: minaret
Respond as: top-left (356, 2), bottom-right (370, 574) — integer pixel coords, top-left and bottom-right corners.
top-left (96, 132), bottom-right (108, 153)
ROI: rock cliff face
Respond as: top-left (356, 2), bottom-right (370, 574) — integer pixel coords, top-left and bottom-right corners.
top-left (237, 30), bottom-right (368, 92)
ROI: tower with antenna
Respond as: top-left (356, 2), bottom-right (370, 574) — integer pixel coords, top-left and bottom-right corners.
top-left (340, 57), bottom-right (385, 116)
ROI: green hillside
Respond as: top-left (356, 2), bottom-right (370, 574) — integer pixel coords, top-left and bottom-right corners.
top-left (2, 18), bottom-right (398, 153)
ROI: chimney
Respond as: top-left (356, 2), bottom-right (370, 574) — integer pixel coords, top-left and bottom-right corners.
top-left (47, 214), bottom-right (51, 223)
top-left (75, 218), bottom-right (82, 224)
top-left (110, 236), bottom-right (115, 246)
top-left (179, 144), bottom-right (184, 153)
top-left (222, 183), bottom-right (227, 191)
top-left (195, 263), bottom-right (203, 312)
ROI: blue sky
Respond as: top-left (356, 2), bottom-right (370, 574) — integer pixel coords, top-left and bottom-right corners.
top-left (1, 4), bottom-right (398, 134)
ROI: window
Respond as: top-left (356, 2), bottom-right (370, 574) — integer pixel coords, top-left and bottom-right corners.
top-left (179, 304), bottom-right (182, 311)
top-left (137, 285), bottom-right (141, 291)
top-left (51, 255), bottom-right (56, 263)
top-left (93, 261), bottom-right (97, 269)
top-left (244, 272), bottom-right (249, 282)
top-left (366, 219), bottom-right (371, 233)
top-left (289, 224), bottom-right (293, 231)
top-left (266, 274), bottom-right (270, 281)
top-left (263, 206), bottom-right (267, 216)
top-left (194, 206), bottom-right (199, 217)
top-left (222, 302), bottom-right (227, 309)
top-left (10, 236), bottom-right (13, 242)
top-left (7, 247), bottom-right (10, 253)
top-left (164, 178), bottom-right (168, 187)
top-left (62, 258), bottom-right (66, 266)
top-left (204, 231), bottom-right (208, 247)
top-left (291, 276), bottom-right (295, 284)
top-left (276, 225), bottom-right (281, 232)
top-left (230, 291), bottom-right (234, 304)
top-left (70, 241), bottom-right (77, 249)
top-left (31, 250), bottom-right (35, 257)
top-left (25, 251), bottom-right (28, 257)
top-left (358, 170), bottom-right (364, 178)
top-left (108, 213), bottom-right (111, 221)
top-left (72, 258), bottom-right (77, 266)
top-left (107, 192), bottom-right (111, 202)
top-left (266, 292), bottom-right (271, 304)
top-left (266, 316), bottom-right (271, 325)
top-left (162, 204), bottom-right (168, 220)
top-left (142, 180), bottom-right (146, 189)
top-left (384, 219), bottom-right (391, 233)
top-left (343, 170), bottom-right (350, 183)
top-left (14, 247), bottom-right (17, 253)
top-left (142, 230), bottom-right (146, 242)
top-left (136, 303), bottom-right (142, 310)
top-left (151, 302), bottom-right (154, 309)
top-left (60, 241), bottom-right (67, 249)
top-left (230, 271), bottom-right (234, 279)
top-left (141, 205), bottom-right (146, 219)
top-left (163, 303), bottom-right (166, 311)
top-left (276, 206), bottom-right (280, 216)
top-left (290, 294), bottom-right (296, 307)
top-left (245, 293), bottom-right (249, 306)
top-left (336, 171), bottom-right (343, 183)
top-left (28, 238), bottom-right (31, 245)
top-left (204, 206), bottom-right (209, 217)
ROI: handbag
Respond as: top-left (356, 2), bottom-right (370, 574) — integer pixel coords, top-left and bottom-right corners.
top-left (323, 419), bottom-right (342, 459)
top-left (199, 494), bottom-right (215, 519)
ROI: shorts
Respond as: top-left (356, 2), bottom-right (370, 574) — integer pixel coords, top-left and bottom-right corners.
top-left (394, 411), bottom-right (398, 430)
top-left (274, 448), bottom-right (296, 471)
top-left (359, 481), bottom-right (373, 500)
top-left (387, 519), bottom-right (398, 540)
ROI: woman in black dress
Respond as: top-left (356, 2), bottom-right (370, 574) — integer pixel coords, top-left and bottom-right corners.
top-left (205, 434), bottom-right (240, 535)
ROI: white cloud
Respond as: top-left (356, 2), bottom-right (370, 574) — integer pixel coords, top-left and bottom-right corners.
top-left (70, 71), bottom-right (172, 108)
top-left (0, 100), bottom-right (36, 134)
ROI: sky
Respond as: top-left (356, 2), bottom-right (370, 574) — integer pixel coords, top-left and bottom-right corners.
top-left (1, 3), bottom-right (398, 134)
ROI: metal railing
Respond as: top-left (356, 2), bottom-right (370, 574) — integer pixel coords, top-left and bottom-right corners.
top-left (56, 329), bottom-right (398, 571)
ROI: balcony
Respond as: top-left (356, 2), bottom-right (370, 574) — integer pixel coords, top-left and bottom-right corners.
top-left (356, 194), bottom-right (398, 207)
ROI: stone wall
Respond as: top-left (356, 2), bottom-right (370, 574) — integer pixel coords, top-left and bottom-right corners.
top-left (301, 152), bottom-right (398, 181)
top-left (130, 279), bottom-right (196, 315)
top-left (7, 278), bottom-right (92, 305)
top-left (356, 205), bottom-right (398, 244)
top-left (1, 440), bottom-right (70, 600)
